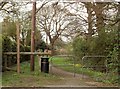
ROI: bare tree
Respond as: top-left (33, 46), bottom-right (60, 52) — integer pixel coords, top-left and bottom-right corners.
top-left (75, 2), bottom-right (119, 37)
top-left (37, 2), bottom-right (75, 54)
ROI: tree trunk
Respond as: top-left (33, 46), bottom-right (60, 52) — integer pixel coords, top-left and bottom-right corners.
top-left (85, 2), bottom-right (93, 37)
top-left (93, 3), bottom-right (105, 36)
top-left (50, 43), bottom-right (55, 56)
top-left (117, 2), bottom-right (120, 85)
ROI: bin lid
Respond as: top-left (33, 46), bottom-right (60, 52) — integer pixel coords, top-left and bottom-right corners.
top-left (41, 56), bottom-right (49, 59)
top-left (41, 57), bottom-right (49, 59)
top-left (41, 57), bottom-right (49, 62)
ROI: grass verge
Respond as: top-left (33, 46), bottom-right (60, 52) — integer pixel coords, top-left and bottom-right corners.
top-left (2, 56), bottom-right (62, 87)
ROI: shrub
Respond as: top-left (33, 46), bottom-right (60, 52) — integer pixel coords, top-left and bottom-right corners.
top-left (2, 35), bottom-right (30, 71)
top-left (72, 37), bottom-right (88, 62)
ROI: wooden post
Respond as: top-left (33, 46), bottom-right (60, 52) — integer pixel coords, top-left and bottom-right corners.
top-left (4, 55), bottom-right (7, 70)
top-left (16, 23), bottom-right (20, 73)
top-left (30, 0), bottom-right (36, 71)
top-left (8, 55), bottom-right (12, 66)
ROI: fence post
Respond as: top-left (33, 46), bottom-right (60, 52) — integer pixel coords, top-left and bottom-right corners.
top-left (4, 55), bottom-right (7, 70)
top-left (30, 0), bottom-right (36, 71)
top-left (8, 55), bottom-right (12, 66)
top-left (16, 22), bottom-right (20, 73)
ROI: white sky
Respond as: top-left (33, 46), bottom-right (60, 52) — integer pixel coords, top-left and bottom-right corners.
top-left (0, 17), bottom-right (3, 22)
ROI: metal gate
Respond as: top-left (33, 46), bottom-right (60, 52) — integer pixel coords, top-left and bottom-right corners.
top-left (81, 56), bottom-right (109, 80)
top-left (49, 55), bottom-right (110, 79)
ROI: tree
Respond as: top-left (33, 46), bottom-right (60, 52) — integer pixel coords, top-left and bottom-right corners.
top-left (20, 11), bottom-right (32, 46)
top-left (2, 16), bottom-right (16, 40)
top-left (37, 2), bottom-right (74, 54)
top-left (118, 2), bottom-right (120, 84)
top-left (70, 2), bottom-right (118, 38)
top-left (71, 2), bottom-right (120, 75)
top-left (0, 1), bottom-right (14, 13)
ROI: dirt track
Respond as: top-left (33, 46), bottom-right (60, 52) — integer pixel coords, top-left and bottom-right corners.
top-left (44, 65), bottom-right (115, 87)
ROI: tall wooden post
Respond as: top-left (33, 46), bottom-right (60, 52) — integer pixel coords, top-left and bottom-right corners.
top-left (118, 2), bottom-right (120, 85)
top-left (30, 0), bottom-right (36, 71)
top-left (16, 23), bottom-right (20, 73)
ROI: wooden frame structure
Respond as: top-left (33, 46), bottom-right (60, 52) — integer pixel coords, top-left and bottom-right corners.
top-left (3, 52), bottom-right (51, 73)
top-left (3, 19), bottom-right (51, 73)
top-left (3, 1), bottom-right (51, 73)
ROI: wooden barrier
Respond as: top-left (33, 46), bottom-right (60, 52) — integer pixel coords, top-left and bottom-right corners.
top-left (3, 52), bottom-right (51, 73)
top-left (4, 52), bottom-right (51, 55)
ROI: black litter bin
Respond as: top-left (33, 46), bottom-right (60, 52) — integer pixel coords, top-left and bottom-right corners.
top-left (41, 57), bottom-right (49, 73)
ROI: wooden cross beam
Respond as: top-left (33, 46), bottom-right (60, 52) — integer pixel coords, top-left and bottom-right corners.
top-left (3, 52), bottom-right (51, 55)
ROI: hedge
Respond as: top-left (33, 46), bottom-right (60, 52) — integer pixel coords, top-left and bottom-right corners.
top-left (2, 35), bottom-right (30, 71)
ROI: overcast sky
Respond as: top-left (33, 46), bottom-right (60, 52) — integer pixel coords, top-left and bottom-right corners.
top-left (0, 0), bottom-right (119, 23)
top-left (1, 0), bottom-right (119, 22)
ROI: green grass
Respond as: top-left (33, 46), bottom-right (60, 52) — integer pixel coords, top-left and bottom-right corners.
top-left (50, 57), bottom-right (73, 65)
top-left (2, 56), bottom-right (62, 87)
top-left (2, 56), bottom-right (118, 86)
top-left (51, 57), bottom-right (118, 85)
